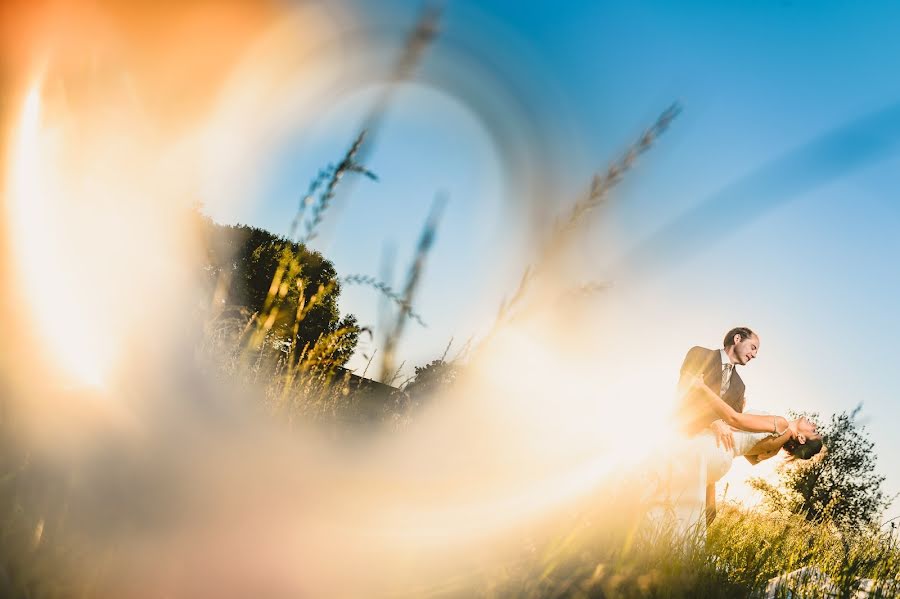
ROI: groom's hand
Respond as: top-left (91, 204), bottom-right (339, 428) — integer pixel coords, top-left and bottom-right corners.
top-left (710, 419), bottom-right (734, 452)
top-left (688, 373), bottom-right (706, 390)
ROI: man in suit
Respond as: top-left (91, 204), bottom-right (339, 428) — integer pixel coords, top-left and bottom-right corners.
top-left (676, 326), bottom-right (761, 525)
top-left (676, 326), bottom-right (760, 452)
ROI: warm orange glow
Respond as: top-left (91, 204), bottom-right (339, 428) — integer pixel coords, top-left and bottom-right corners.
top-left (2, 1), bottom-right (342, 390)
top-left (8, 77), bottom-right (109, 387)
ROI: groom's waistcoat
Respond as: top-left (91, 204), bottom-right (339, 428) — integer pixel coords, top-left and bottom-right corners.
top-left (676, 346), bottom-right (745, 436)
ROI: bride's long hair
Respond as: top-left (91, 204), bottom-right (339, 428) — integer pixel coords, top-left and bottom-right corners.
top-left (783, 436), bottom-right (824, 461)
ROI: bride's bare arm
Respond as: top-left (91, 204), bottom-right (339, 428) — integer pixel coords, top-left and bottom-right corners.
top-left (746, 431), bottom-right (791, 456)
top-left (687, 375), bottom-right (791, 434)
top-left (745, 447), bottom-right (781, 465)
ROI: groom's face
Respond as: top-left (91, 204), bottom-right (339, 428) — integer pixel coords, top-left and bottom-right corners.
top-left (733, 334), bottom-right (760, 365)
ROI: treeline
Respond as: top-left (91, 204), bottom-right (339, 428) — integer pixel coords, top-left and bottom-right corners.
top-left (195, 212), bottom-right (360, 370)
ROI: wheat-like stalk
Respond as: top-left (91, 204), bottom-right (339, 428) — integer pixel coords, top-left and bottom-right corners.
top-left (494, 103), bottom-right (681, 327)
top-left (341, 274), bottom-right (427, 327)
top-left (300, 131), bottom-right (375, 245)
top-left (246, 4), bottom-right (443, 399)
top-left (378, 194), bottom-right (446, 382)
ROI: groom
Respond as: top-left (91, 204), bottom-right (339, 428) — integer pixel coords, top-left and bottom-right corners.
top-left (676, 326), bottom-right (760, 524)
top-left (676, 326), bottom-right (760, 451)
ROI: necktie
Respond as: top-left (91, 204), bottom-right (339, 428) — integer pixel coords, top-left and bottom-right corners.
top-left (720, 363), bottom-right (734, 397)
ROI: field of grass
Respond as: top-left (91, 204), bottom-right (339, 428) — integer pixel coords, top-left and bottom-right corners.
top-left (477, 500), bottom-right (899, 598)
top-left (4, 424), bottom-right (898, 598)
top-left (3, 9), bottom-right (899, 598)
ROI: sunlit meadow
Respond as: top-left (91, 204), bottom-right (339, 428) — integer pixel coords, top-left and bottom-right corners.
top-left (1, 1), bottom-right (898, 597)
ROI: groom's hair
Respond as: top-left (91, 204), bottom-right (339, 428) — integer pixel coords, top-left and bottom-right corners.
top-left (723, 326), bottom-right (755, 347)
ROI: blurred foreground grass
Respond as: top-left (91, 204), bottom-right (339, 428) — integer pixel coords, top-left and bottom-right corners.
top-left (4, 420), bottom-right (898, 599)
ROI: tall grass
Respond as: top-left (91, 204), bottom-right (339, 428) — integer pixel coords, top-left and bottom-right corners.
top-left (194, 6), bottom-right (443, 427)
top-left (475, 499), bottom-right (900, 598)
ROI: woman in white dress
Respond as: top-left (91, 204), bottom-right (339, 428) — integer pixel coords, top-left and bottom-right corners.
top-left (660, 376), bottom-right (824, 529)
top-left (697, 388), bottom-right (824, 524)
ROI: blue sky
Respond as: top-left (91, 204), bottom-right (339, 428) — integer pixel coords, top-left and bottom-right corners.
top-left (207, 0), bottom-right (900, 519)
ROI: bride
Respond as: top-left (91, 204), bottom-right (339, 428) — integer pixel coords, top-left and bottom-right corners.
top-left (660, 375), bottom-right (824, 528)
top-left (698, 399), bottom-right (823, 523)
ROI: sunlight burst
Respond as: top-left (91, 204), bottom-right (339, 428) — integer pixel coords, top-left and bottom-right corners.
top-left (8, 78), bottom-right (109, 388)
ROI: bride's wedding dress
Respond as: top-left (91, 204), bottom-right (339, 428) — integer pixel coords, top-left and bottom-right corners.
top-left (648, 410), bottom-right (772, 533)
top-left (702, 424), bottom-right (770, 484)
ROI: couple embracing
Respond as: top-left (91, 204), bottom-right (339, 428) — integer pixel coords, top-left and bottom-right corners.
top-left (675, 326), bottom-right (824, 525)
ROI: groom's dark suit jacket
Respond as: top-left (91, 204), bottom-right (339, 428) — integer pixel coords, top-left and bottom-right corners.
top-left (676, 346), bottom-right (745, 436)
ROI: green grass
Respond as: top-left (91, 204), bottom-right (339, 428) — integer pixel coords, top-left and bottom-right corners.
top-left (472, 500), bottom-right (900, 598)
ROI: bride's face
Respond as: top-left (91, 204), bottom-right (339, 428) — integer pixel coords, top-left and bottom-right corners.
top-left (797, 417), bottom-right (820, 440)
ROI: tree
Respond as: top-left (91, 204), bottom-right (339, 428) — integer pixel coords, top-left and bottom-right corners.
top-left (403, 359), bottom-right (460, 401)
top-left (197, 214), bottom-right (360, 368)
top-left (750, 405), bottom-right (893, 527)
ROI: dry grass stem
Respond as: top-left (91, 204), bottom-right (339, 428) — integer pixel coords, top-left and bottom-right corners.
top-left (494, 103), bottom-right (681, 328)
top-left (379, 194), bottom-right (446, 382)
top-left (342, 274), bottom-right (427, 327)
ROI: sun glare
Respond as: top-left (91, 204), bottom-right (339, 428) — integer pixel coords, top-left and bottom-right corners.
top-left (8, 78), bottom-right (108, 388)
top-left (470, 323), bottom-right (674, 494)
top-left (3, 3), bottom-right (324, 391)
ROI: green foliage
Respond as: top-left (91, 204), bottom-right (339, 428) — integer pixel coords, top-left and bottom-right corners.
top-left (403, 359), bottom-right (459, 401)
top-left (750, 406), bottom-right (892, 528)
top-left (198, 214), bottom-right (360, 368)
